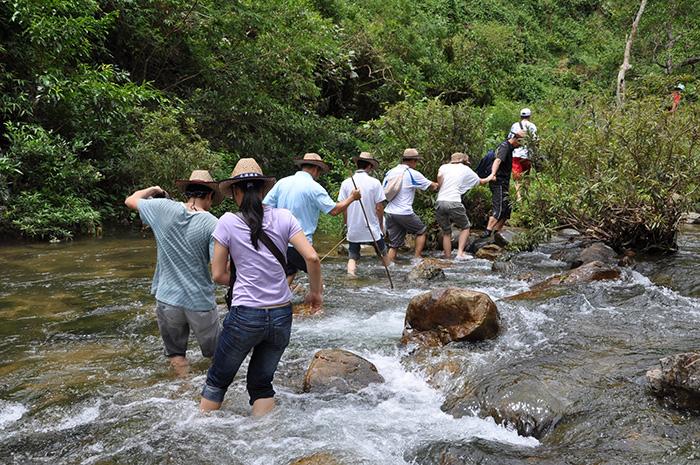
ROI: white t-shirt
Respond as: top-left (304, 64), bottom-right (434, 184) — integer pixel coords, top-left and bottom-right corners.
top-left (382, 164), bottom-right (433, 216)
top-left (508, 119), bottom-right (538, 159)
top-left (436, 163), bottom-right (480, 202)
top-left (338, 171), bottom-right (386, 243)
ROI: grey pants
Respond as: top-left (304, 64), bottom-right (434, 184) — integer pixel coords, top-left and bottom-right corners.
top-left (155, 301), bottom-right (221, 358)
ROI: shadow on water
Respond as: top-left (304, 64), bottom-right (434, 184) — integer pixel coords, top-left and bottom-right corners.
top-left (0, 228), bottom-right (699, 464)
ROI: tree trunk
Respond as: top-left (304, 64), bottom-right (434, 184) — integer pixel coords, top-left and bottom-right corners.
top-left (616, 0), bottom-right (648, 106)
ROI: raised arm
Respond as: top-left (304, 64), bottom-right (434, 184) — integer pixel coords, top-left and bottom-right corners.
top-left (124, 186), bottom-right (166, 210)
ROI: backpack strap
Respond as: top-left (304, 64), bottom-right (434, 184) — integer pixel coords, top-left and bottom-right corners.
top-left (224, 212), bottom-right (288, 309)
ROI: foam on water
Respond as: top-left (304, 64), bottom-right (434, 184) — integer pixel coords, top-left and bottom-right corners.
top-left (0, 402), bottom-right (27, 430)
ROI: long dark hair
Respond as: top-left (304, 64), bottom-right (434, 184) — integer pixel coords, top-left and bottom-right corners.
top-left (234, 181), bottom-right (265, 249)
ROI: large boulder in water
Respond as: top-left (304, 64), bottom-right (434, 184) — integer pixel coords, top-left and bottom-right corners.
top-left (442, 377), bottom-right (566, 439)
top-left (407, 258), bottom-right (446, 282)
top-left (302, 349), bottom-right (384, 394)
top-left (475, 244), bottom-right (504, 261)
top-left (578, 242), bottom-right (617, 265)
top-left (401, 288), bottom-right (500, 347)
top-left (646, 352), bottom-right (700, 410)
top-left (506, 261), bottom-right (621, 301)
top-left (289, 452), bottom-right (345, 465)
top-left (406, 438), bottom-right (544, 465)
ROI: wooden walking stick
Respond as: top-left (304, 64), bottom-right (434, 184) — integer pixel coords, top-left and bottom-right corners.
top-left (349, 174), bottom-right (394, 289)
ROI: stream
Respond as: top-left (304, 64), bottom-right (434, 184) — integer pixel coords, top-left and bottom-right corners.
top-left (1, 227), bottom-right (699, 464)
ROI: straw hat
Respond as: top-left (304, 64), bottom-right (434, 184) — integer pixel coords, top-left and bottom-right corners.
top-left (352, 151), bottom-right (379, 169)
top-left (294, 153), bottom-right (330, 173)
top-left (402, 148), bottom-right (421, 160)
top-left (219, 158), bottom-right (276, 198)
top-left (174, 170), bottom-right (224, 205)
top-left (450, 152), bottom-right (466, 163)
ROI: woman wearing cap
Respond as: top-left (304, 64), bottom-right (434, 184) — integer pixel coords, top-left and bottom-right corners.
top-left (200, 158), bottom-right (322, 416)
top-left (508, 108), bottom-right (538, 201)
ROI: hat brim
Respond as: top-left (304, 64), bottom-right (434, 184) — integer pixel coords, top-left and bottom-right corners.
top-left (352, 156), bottom-right (379, 169)
top-left (218, 175), bottom-right (276, 198)
top-left (174, 180), bottom-right (224, 205)
top-left (294, 159), bottom-right (330, 173)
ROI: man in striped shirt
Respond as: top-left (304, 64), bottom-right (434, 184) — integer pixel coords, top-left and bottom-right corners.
top-left (125, 171), bottom-right (222, 375)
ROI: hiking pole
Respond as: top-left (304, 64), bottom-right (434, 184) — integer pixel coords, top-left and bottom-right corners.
top-left (350, 175), bottom-right (394, 289)
top-left (320, 235), bottom-right (347, 262)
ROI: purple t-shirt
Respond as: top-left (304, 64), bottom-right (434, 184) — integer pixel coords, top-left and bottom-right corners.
top-left (213, 207), bottom-right (303, 308)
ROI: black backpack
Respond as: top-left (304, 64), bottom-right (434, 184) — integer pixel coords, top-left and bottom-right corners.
top-left (475, 149), bottom-right (496, 178)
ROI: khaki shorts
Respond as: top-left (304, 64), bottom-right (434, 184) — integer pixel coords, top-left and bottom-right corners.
top-left (435, 201), bottom-right (471, 233)
top-left (155, 301), bottom-right (221, 358)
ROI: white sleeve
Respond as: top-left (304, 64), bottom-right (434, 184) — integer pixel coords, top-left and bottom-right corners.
top-left (410, 169), bottom-right (433, 191)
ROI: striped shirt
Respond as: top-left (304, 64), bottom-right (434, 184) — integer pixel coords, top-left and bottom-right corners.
top-left (138, 199), bottom-right (218, 311)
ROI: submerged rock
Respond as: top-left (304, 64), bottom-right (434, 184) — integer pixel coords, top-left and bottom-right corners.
top-left (407, 438), bottom-right (542, 465)
top-left (579, 242), bottom-right (617, 265)
top-left (506, 261), bottom-right (621, 301)
top-left (302, 349), bottom-right (384, 394)
top-left (407, 258), bottom-right (446, 281)
top-left (289, 452), bottom-right (345, 465)
top-left (646, 352), bottom-right (700, 410)
top-left (442, 377), bottom-right (566, 439)
top-left (401, 288), bottom-right (500, 347)
top-left (475, 244), bottom-right (503, 261)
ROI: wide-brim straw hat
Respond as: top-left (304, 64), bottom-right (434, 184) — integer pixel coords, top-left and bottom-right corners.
top-left (175, 170), bottom-right (224, 205)
top-left (402, 148), bottom-right (421, 160)
top-left (293, 152), bottom-right (330, 173)
top-left (450, 152), bottom-right (466, 163)
top-left (219, 158), bottom-right (276, 198)
top-left (352, 151), bottom-right (379, 169)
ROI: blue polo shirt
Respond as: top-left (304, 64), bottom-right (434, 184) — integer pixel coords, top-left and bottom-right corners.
top-left (263, 170), bottom-right (336, 242)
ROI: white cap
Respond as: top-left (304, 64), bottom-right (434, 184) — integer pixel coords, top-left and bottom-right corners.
top-left (520, 108), bottom-right (532, 117)
top-left (675, 83), bottom-right (685, 92)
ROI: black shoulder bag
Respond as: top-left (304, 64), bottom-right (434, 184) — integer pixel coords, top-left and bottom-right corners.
top-left (224, 213), bottom-right (288, 310)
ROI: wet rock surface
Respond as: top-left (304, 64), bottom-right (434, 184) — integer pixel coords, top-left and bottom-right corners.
top-left (507, 260), bottom-right (621, 301)
top-left (401, 288), bottom-right (500, 347)
top-left (302, 349), bottom-right (384, 394)
top-left (288, 452), bottom-right (345, 465)
top-left (407, 258), bottom-right (446, 281)
top-left (646, 352), bottom-right (700, 410)
top-left (407, 438), bottom-right (545, 465)
top-left (443, 377), bottom-right (567, 439)
top-left (475, 244), bottom-right (504, 261)
top-left (579, 242), bottom-right (617, 265)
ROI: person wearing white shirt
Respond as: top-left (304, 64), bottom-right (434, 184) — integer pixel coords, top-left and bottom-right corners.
top-left (436, 153), bottom-right (492, 259)
top-left (508, 108), bottom-right (538, 201)
top-left (338, 152), bottom-right (388, 276)
top-left (382, 148), bottom-right (438, 264)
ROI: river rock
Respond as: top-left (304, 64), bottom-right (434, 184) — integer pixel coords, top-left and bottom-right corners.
top-left (443, 377), bottom-right (565, 439)
top-left (475, 244), bottom-right (503, 261)
top-left (646, 352), bottom-right (700, 410)
top-left (579, 242), bottom-right (617, 265)
top-left (407, 438), bottom-right (542, 465)
top-left (549, 247), bottom-right (583, 268)
top-left (506, 261), bottom-right (621, 301)
top-left (681, 212), bottom-right (700, 224)
top-left (401, 288), bottom-right (500, 347)
top-left (558, 228), bottom-right (582, 237)
top-left (302, 349), bottom-right (384, 394)
top-left (407, 258), bottom-right (446, 281)
top-left (289, 452), bottom-right (345, 465)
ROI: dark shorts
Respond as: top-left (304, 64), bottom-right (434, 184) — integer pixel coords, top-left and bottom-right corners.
top-left (512, 157), bottom-right (532, 179)
top-left (490, 183), bottom-right (512, 220)
top-left (284, 246), bottom-right (307, 276)
top-left (385, 213), bottom-right (427, 249)
top-left (201, 304), bottom-right (292, 405)
top-left (435, 201), bottom-right (471, 233)
top-left (154, 301), bottom-right (221, 358)
top-left (348, 237), bottom-right (388, 260)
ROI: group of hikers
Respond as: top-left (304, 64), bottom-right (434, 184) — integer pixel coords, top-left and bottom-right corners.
top-left (124, 108), bottom-right (537, 416)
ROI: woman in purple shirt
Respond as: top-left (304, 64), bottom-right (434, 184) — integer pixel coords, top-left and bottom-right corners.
top-left (200, 158), bottom-right (322, 416)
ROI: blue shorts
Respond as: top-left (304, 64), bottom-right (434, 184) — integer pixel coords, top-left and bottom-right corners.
top-left (348, 237), bottom-right (388, 260)
top-left (201, 304), bottom-right (292, 405)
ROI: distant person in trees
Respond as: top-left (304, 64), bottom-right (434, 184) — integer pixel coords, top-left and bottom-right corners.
top-left (382, 148), bottom-right (438, 264)
top-left (201, 159), bottom-right (322, 416)
top-left (508, 108), bottom-right (538, 201)
top-left (263, 153), bottom-right (360, 287)
top-left (124, 171), bottom-right (222, 376)
top-left (483, 132), bottom-right (525, 240)
top-left (435, 152), bottom-right (492, 260)
top-left (338, 152), bottom-right (388, 276)
top-left (670, 83), bottom-right (685, 113)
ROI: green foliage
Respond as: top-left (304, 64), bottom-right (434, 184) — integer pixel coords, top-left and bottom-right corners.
top-left (517, 98), bottom-right (700, 251)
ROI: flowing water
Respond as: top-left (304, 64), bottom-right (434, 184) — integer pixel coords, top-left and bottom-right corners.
top-left (0, 227), bottom-right (699, 464)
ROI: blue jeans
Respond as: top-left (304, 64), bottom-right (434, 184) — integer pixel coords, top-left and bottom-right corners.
top-left (201, 304), bottom-right (292, 405)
